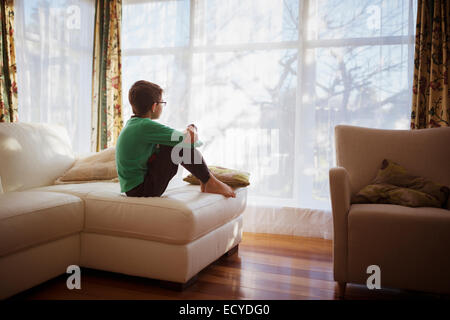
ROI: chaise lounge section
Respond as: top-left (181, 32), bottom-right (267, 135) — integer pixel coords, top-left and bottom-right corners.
top-left (0, 122), bottom-right (247, 299)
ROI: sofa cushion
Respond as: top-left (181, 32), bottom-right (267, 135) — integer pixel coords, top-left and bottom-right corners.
top-left (29, 178), bottom-right (183, 199)
top-left (30, 181), bottom-right (120, 199)
top-left (0, 191), bottom-right (84, 257)
top-left (83, 185), bottom-right (247, 245)
top-left (0, 123), bottom-right (75, 192)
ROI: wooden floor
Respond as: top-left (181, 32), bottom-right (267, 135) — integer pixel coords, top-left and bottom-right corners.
top-left (8, 232), bottom-right (448, 300)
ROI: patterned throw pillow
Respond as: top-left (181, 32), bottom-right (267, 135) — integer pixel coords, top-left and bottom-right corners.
top-left (184, 166), bottom-right (250, 187)
top-left (352, 159), bottom-right (450, 208)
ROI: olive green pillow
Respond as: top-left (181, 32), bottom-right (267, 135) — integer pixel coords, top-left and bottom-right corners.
top-left (184, 166), bottom-right (250, 187)
top-left (352, 159), bottom-right (450, 208)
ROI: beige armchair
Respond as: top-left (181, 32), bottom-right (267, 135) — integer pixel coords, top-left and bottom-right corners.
top-left (329, 125), bottom-right (450, 298)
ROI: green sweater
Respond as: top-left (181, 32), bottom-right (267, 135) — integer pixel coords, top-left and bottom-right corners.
top-left (116, 117), bottom-right (202, 193)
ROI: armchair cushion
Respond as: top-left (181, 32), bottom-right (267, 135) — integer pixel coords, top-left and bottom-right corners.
top-left (348, 203), bottom-right (450, 293)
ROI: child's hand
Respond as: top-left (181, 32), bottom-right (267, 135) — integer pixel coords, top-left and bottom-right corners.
top-left (183, 124), bottom-right (198, 144)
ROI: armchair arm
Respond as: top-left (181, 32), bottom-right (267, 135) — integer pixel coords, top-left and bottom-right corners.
top-left (329, 167), bottom-right (352, 282)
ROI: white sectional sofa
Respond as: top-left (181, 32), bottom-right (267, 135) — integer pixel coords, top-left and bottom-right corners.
top-left (0, 123), bottom-right (247, 299)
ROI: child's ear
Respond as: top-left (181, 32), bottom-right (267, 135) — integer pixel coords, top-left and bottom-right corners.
top-left (151, 102), bottom-right (156, 113)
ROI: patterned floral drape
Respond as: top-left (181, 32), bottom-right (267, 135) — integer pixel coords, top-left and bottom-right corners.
top-left (0, 0), bottom-right (17, 123)
top-left (91, 0), bottom-right (123, 151)
top-left (411, 0), bottom-right (450, 128)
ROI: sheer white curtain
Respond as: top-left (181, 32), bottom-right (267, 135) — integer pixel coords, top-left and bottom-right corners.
top-left (15, 0), bottom-right (95, 155)
top-left (122, 0), bottom-right (416, 238)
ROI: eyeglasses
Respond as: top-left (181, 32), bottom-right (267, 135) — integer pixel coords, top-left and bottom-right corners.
top-left (158, 101), bottom-right (167, 106)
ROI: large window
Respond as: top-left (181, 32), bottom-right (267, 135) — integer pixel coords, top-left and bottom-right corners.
top-left (122, 0), bottom-right (416, 209)
top-left (15, 0), bottom-right (95, 155)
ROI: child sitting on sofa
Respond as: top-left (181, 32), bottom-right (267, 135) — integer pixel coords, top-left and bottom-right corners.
top-left (116, 80), bottom-right (236, 198)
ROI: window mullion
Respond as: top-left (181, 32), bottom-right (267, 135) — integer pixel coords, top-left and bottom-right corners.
top-left (305, 35), bottom-right (414, 48)
top-left (186, 0), bottom-right (195, 119)
top-left (293, 0), bottom-right (307, 206)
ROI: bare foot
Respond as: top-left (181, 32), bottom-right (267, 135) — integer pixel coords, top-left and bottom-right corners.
top-left (203, 175), bottom-right (236, 198)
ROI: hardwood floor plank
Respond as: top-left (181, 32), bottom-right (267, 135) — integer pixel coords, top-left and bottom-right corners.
top-left (207, 264), bottom-right (336, 292)
top-left (214, 258), bottom-right (333, 281)
top-left (192, 278), bottom-right (313, 300)
top-left (198, 268), bottom-right (335, 300)
top-left (238, 245), bottom-right (332, 262)
top-left (237, 250), bottom-right (332, 271)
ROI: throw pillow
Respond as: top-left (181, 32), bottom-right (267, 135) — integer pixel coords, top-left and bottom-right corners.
top-left (56, 147), bottom-right (117, 183)
top-left (184, 166), bottom-right (250, 187)
top-left (352, 159), bottom-right (449, 208)
top-left (352, 183), bottom-right (442, 208)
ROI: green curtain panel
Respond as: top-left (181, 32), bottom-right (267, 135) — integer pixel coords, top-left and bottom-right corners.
top-left (0, 0), bottom-right (17, 123)
top-left (91, 0), bottom-right (123, 151)
top-left (411, 0), bottom-right (450, 128)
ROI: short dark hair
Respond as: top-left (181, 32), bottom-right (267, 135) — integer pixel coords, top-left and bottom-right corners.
top-left (128, 80), bottom-right (163, 116)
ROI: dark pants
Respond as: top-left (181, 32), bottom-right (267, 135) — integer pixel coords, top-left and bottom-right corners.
top-left (126, 145), bottom-right (211, 197)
